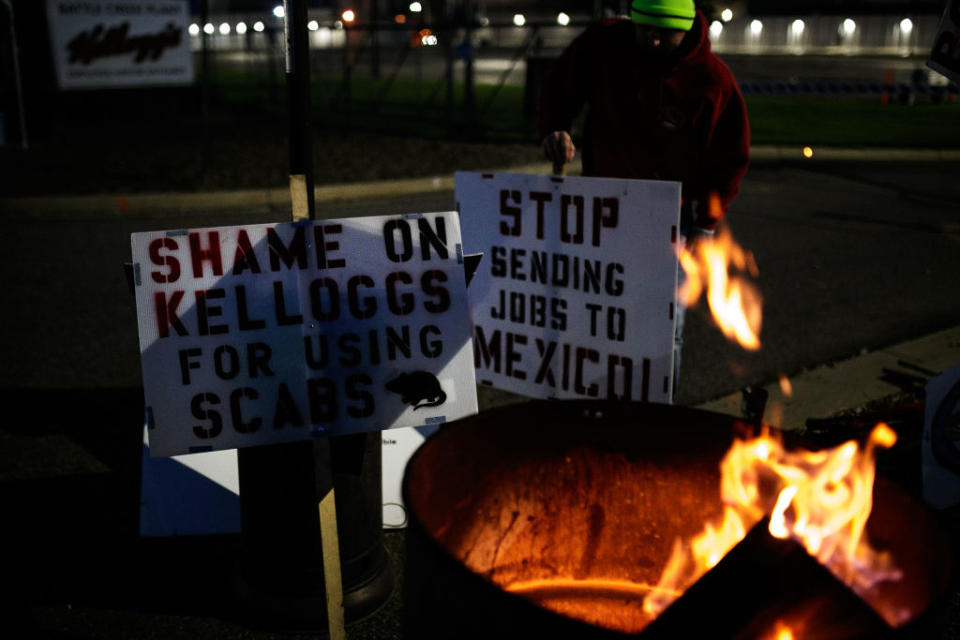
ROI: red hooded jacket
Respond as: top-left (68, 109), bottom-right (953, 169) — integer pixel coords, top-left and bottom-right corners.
top-left (538, 11), bottom-right (750, 230)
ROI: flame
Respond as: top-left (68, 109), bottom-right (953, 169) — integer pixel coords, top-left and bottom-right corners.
top-left (643, 424), bottom-right (901, 621)
top-left (678, 216), bottom-right (762, 351)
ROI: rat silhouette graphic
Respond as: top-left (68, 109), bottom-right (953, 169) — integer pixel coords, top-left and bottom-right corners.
top-left (385, 371), bottom-right (447, 410)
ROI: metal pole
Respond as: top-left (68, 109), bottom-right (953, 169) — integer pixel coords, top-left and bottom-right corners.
top-left (1, 0), bottom-right (27, 149)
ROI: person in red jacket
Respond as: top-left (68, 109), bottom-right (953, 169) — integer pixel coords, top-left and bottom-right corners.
top-left (541, 0), bottom-right (749, 234)
top-left (539, 0), bottom-right (750, 397)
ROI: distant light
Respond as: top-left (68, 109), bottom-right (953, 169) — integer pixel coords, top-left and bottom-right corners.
top-left (203, 22), bottom-right (215, 35)
top-left (900, 18), bottom-right (913, 35)
top-left (750, 19), bottom-right (762, 36)
top-left (188, 23), bottom-right (200, 36)
top-left (342, 9), bottom-right (356, 23)
top-left (513, 13), bottom-right (525, 27)
top-left (791, 19), bottom-right (805, 36)
top-left (721, 8), bottom-right (733, 22)
top-left (479, 16), bottom-right (489, 27)
top-left (709, 21), bottom-right (723, 38)
top-left (253, 21), bottom-right (265, 32)
top-left (308, 20), bottom-right (319, 31)
top-left (802, 146), bottom-right (814, 159)
top-left (557, 12), bottom-right (570, 26)
top-left (842, 18), bottom-right (856, 36)
top-left (273, 5), bottom-right (284, 19)
top-left (395, 14), bottom-right (406, 24)
top-left (218, 22), bottom-right (230, 35)
top-left (236, 22), bottom-right (247, 35)
top-left (409, 2), bottom-right (422, 13)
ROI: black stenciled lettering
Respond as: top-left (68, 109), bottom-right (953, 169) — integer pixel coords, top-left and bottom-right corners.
top-left (348, 275), bottom-right (377, 319)
top-left (575, 347), bottom-right (600, 397)
top-left (273, 281), bottom-right (303, 325)
top-left (308, 377), bottom-right (338, 423)
top-left (230, 387), bottom-right (262, 433)
top-left (560, 194), bottom-right (585, 244)
top-left (386, 272), bottom-right (415, 315)
top-left (418, 216), bottom-right (448, 260)
top-left (490, 246), bottom-right (507, 277)
top-left (421, 270), bottom-right (450, 313)
top-left (196, 288), bottom-right (228, 336)
top-left (309, 277), bottom-right (340, 321)
top-left (473, 326), bottom-right (501, 373)
top-left (592, 197), bottom-right (619, 247)
top-left (420, 325), bottom-right (443, 358)
top-left (315, 224), bottom-right (346, 269)
top-left (304, 335), bottom-right (329, 369)
top-left (191, 392), bottom-right (222, 439)
top-left (383, 219), bottom-right (414, 263)
top-left (506, 332), bottom-right (527, 380)
top-left (386, 326), bottom-right (411, 360)
top-left (213, 345), bottom-right (240, 379)
top-left (346, 374), bottom-right (375, 418)
top-left (247, 342), bottom-right (274, 377)
top-left (499, 189), bottom-right (522, 236)
top-left (178, 347), bottom-right (202, 385)
top-left (267, 226), bottom-right (308, 271)
top-left (338, 333), bottom-right (362, 367)
top-left (155, 290), bottom-right (188, 337)
top-left (235, 285), bottom-right (266, 330)
top-left (529, 191), bottom-right (552, 240)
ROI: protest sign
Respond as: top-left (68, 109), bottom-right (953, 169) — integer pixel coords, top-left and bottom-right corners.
top-left (924, 362), bottom-right (960, 508)
top-left (456, 172), bottom-right (680, 403)
top-left (132, 212), bottom-right (477, 457)
top-left (928, 0), bottom-right (960, 85)
top-left (46, 0), bottom-right (194, 89)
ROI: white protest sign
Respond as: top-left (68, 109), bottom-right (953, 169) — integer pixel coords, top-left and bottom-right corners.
top-left (132, 213), bottom-right (477, 457)
top-left (923, 363), bottom-right (960, 509)
top-left (456, 172), bottom-right (680, 403)
top-left (927, 0), bottom-right (960, 85)
top-left (46, 0), bottom-right (194, 90)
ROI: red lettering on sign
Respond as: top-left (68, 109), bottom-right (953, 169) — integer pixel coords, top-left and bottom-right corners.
top-left (149, 237), bottom-right (180, 283)
top-left (189, 231), bottom-right (224, 279)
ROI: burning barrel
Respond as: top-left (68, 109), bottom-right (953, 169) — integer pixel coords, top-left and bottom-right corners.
top-left (403, 400), bottom-right (953, 639)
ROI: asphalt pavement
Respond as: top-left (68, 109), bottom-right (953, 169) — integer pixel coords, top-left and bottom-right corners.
top-left (2, 149), bottom-right (960, 638)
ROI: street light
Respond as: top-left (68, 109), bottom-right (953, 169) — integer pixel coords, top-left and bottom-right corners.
top-left (513, 13), bottom-right (525, 27)
top-left (557, 12), bottom-right (570, 27)
top-left (409, 2), bottom-right (422, 13)
top-left (749, 19), bottom-right (762, 36)
top-left (308, 20), bottom-right (319, 31)
top-left (218, 22), bottom-right (230, 35)
top-left (709, 21), bottom-right (722, 38)
top-left (791, 19), bottom-right (805, 36)
top-left (272, 5), bottom-right (284, 19)
top-left (842, 18), bottom-right (856, 36)
top-left (342, 9), bottom-right (356, 24)
top-left (900, 18), bottom-right (913, 35)
top-left (253, 21), bottom-right (265, 32)
top-left (188, 23), bottom-right (200, 36)
top-left (236, 22), bottom-right (247, 35)
top-left (721, 8), bottom-right (733, 22)
top-left (203, 22), bottom-right (215, 34)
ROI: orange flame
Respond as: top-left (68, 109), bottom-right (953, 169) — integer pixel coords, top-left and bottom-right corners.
top-left (678, 217), bottom-right (762, 351)
top-left (643, 424), bottom-right (900, 621)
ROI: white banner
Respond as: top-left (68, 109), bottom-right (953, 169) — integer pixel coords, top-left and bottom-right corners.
top-left (927, 0), bottom-right (960, 85)
top-left (456, 172), bottom-right (680, 403)
top-left (46, 0), bottom-right (194, 89)
top-left (923, 363), bottom-right (960, 509)
top-left (132, 213), bottom-right (477, 457)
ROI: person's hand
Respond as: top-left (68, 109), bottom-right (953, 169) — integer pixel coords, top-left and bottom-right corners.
top-left (542, 131), bottom-right (575, 170)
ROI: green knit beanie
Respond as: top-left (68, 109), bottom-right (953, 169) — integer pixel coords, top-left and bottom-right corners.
top-left (630, 0), bottom-right (696, 31)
